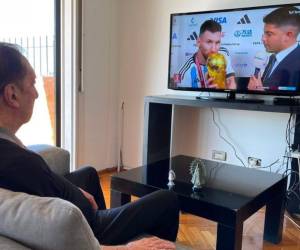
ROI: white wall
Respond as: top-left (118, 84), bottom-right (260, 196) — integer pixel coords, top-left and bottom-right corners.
top-left (78, 0), bottom-right (296, 171)
top-left (118, 0), bottom-right (296, 170)
top-left (76, 0), bottom-right (119, 170)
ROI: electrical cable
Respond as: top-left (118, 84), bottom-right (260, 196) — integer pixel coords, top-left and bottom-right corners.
top-left (286, 189), bottom-right (300, 201)
top-left (285, 113), bottom-right (293, 151)
top-left (210, 108), bottom-right (246, 167)
top-left (284, 214), bottom-right (300, 231)
top-left (117, 101), bottom-right (125, 172)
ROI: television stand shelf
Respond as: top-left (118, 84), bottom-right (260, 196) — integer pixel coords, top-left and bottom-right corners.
top-left (142, 94), bottom-right (300, 214)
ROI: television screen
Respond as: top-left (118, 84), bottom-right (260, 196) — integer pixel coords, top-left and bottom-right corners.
top-left (168, 3), bottom-right (300, 96)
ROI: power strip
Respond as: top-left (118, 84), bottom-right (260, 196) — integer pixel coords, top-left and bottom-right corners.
top-left (289, 150), bottom-right (300, 159)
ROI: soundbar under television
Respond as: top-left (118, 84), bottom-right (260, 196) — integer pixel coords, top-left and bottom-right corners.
top-left (168, 3), bottom-right (300, 97)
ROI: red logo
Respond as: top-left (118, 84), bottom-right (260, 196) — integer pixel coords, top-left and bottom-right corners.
top-left (173, 73), bottom-right (181, 83)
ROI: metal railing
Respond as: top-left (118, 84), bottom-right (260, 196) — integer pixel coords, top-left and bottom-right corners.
top-left (0, 35), bottom-right (55, 76)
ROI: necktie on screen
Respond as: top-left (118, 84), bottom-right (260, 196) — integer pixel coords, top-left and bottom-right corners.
top-left (262, 54), bottom-right (276, 81)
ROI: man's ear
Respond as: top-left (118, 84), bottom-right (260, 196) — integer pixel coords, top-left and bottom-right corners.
top-left (285, 26), bottom-right (297, 41)
top-left (196, 37), bottom-right (201, 47)
top-left (2, 83), bottom-right (20, 108)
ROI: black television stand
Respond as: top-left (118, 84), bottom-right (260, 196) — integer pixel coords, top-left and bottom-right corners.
top-left (273, 97), bottom-right (300, 106)
top-left (196, 92), bottom-right (265, 104)
top-left (143, 95), bottom-right (300, 216)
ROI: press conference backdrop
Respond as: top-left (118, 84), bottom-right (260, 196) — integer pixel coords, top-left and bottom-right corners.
top-left (170, 5), bottom-right (300, 79)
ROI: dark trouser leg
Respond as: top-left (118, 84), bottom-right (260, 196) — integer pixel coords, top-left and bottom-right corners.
top-left (94, 190), bottom-right (179, 245)
top-left (64, 166), bottom-right (106, 210)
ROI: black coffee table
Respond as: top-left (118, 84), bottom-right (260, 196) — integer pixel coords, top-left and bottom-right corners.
top-left (110, 155), bottom-right (287, 250)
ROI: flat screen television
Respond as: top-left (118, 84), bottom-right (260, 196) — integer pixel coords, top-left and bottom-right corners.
top-left (168, 3), bottom-right (300, 99)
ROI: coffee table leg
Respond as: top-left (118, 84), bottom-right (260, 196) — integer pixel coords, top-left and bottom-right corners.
top-left (263, 181), bottom-right (286, 243)
top-left (110, 189), bottom-right (131, 208)
top-left (216, 223), bottom-right (243, 250)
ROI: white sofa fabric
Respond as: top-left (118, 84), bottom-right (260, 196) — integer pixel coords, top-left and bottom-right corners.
top-left (0, 145), bottom-right (100, 250)
top-left (0, 188), bottom-right (100, 250)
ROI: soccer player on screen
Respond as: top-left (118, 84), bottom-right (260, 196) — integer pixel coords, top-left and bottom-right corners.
top-left (248, 6), bottom-right (300, 91)
top-left (176, 20), bottom-right (236, 89)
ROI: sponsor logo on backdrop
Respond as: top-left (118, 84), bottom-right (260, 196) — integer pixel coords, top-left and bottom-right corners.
top-left (173, 73), bottom-right (182, 83)
top-left (187, 31), bottom-right (198, 41)
top-left (210, 17), bottom-right (227, 24)
top-left (235, 51), bottom-right (249, 55)
top-left (171, 45), bottom-right (181, 48)
top-left (185, 52), bottom-right (194, 57)
top-left (253, 41), bottom-right (263, 45)
top-left (189, 17), bottom-right (198, 27)
top-left (237, 14), bottom-right (251, 24)
top-left (234, 29), bottom-right (252, 37)
top-left (234, 63), bottom-right (248, 68)
top-left (221, 42), bottom-right (240, 46)
top-left (172, 17), bottom-right (177, 26)
top-left (172, 32), bottom-right (178, 40)
top-left (289, 10), bottom-right (300, 14)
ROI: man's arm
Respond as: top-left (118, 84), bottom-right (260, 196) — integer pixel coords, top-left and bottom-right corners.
top-left (101, 236), bottom-right (176, 250)
top-left (248, 75), bottom-right (264, 91)
top-left (225, 75), bottom-right (236, 89)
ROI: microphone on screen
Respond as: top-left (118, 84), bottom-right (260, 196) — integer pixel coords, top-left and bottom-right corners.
top-left (253, 52), bottom-right (268, 78)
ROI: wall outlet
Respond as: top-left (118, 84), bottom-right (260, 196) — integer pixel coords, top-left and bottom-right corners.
top-left (289, 150), bottom-right (300, 159)
top-left (248, 157), bottom-right (261, 168)
top-left (212, 150), bottom-right (227, 161)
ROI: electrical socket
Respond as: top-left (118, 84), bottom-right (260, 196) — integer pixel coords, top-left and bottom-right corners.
top-left (212, 150), bottom-right (227, 161)
top-left (248, 157), bottom-right (261, 168)
top-left (289, 150), bottom-right (300, 159)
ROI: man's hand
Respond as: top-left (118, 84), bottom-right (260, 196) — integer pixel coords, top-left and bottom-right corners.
top-left (205, 74), bottom-right (218, 88)
top-left (79, 188), bottom-right (98, 210)
top-left (101, 236), bottom-right (176, 250)
top-left (248, 75), bottom-right (264, 91)
top-left (225, 76), bottom-right (237, 90)
top-left (126, 236), bottom-right (175, 250)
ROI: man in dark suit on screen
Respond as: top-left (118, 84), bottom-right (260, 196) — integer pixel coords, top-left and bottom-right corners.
top-left (248, 6), bottom-right (300, 91)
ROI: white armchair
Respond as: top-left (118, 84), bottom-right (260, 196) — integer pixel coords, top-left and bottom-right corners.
top-left (0, 145), bottom-right (100, 250)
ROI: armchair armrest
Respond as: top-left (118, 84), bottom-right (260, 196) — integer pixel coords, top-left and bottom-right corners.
top-left (27, 144), bottom-right (70, 176)
top-left (0, 188), bottom-right (100, 250)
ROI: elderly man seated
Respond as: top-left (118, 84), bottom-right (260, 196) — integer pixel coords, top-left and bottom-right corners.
top-left (0, 42), bottom-right (179, 250)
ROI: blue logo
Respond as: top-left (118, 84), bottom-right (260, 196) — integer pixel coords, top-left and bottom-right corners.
top-left (234, 30), bottom-right (252, 37)
top-left (185, 52), bottom-right (193, 57)
top-left (189, 17), bottom-right (198, 27)
top-left (210, 17), bottom-right (227, 24)
top-left (172, 32), bottom-right (178, 40)
top-left (235, 51), bottom-right (248, 55)
top-left (234, 63), bottom-right (248, 67)
top-left (172, 17), bottom-right (177, 25)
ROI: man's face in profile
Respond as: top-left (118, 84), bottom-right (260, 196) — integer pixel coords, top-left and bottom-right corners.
top-left (17, 58), bottom-right (38, 124)
top-left (262, 23), bottom-right (290, 53)
top-left (197, 31), bottom-right (221, 59)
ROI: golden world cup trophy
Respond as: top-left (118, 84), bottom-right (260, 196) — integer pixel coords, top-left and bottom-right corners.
top-left (207, 53), bottom-right (227, 89)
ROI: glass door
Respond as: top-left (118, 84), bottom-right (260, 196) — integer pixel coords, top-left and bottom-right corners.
top-left (0, 0), bottom-right (60, 146)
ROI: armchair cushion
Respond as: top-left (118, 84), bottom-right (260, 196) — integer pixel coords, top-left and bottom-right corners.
top-left (0, 188), bottom-right (100, 250)
top-left (27, 144), bottom-right (70, 176)
top-left (0, 236), bottom-right (31, 250)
